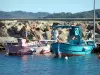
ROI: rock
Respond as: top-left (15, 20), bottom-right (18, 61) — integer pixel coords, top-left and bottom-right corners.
top-left (0, 22), bottom-right (8, 37)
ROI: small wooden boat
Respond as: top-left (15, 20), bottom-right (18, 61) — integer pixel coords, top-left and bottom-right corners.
top-left (4, 38), bottom-right (54, 55)
top-left (4, 38), bottom-right (37, 55)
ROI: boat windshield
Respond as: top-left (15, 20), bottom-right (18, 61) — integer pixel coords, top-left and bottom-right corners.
top-left (52, 25), bottom-right (82, 44)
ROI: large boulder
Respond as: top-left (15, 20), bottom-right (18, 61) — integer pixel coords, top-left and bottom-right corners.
top-left (0, 27), bottom-right (8, 37)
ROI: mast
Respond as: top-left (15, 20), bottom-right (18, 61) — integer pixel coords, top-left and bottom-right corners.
top-left (93, 0), bottom-right (95, 42)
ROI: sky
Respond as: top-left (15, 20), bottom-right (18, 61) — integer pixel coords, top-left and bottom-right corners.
top-left (0, 0), bottom-right (100, 13)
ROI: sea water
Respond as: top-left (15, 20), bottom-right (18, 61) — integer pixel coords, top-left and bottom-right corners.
top-left (0, 53), bottom-right (100, 75)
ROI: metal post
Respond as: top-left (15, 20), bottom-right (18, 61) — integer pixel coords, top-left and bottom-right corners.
top-left (93, 0), bottom-right (95, 42)
top-left (58, 43), bottom-right (61, 58)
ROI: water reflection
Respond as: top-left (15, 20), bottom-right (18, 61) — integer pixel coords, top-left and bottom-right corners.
top-left (0, 54), bottom-right (100, 75)
top-left (21, 55), bottom-right (28, 61)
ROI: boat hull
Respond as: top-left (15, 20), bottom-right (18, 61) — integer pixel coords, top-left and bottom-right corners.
top-left (4, 44), bottom-right (34, 55)
top-left (51, 43), bottom-right (94, 56)
top-left (4, 42), bottom-right (51, 55)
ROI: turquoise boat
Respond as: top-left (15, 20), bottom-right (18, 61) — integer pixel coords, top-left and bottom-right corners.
top-left (51, 25), bottom-right (96, 56)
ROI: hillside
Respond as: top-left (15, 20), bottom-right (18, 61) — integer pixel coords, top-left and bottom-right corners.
top-left (44, 9), bottom-right (100, 18)
top-left (0, 11), bottom-right (49, 19)
top-left (0, 9), bottom-right (100, 19)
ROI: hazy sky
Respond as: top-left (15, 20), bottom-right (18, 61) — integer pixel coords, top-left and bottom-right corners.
top-left (0, 0), bottom-right (100, 13)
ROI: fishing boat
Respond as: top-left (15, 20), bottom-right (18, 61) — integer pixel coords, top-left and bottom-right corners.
top-left (4, 38), bottom-right (37, 55)
top-left (51, 25), bottom-right (96, 56)
top-left (4, 38), bottom-right (55, 55)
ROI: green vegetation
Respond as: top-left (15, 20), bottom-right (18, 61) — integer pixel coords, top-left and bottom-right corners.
top-left (44, 9), bottom-right (100, 18)
top-left (0, 11), bottom-right (49, 19)
top-left (0, 9), bottom-right (100, 19)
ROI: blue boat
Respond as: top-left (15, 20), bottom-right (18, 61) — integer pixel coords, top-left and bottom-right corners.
top-left (51, 25), bottom-right (96, 56)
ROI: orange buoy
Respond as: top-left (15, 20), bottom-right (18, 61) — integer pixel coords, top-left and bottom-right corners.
top-left (98, 54), bottom-right (100, 59)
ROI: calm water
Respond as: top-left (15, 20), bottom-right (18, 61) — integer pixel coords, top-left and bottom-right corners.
top-left (0, 53), bottom-right (100, 75)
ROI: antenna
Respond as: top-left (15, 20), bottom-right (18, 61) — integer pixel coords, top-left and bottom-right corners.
top-left (93, 0), bottom-right (95, 42)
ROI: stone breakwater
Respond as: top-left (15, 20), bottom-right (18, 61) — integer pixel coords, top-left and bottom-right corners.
top-left (0, 20), bottom-right (100, 43)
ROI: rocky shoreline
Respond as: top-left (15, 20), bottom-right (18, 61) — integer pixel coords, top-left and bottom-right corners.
top-left (0, 20), bottom-right (100, 54)
top-left (0, 20), bottom-right (100, 43)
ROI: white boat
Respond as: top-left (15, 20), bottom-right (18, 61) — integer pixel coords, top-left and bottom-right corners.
top-left (4, 38), bottom-right (55, 55)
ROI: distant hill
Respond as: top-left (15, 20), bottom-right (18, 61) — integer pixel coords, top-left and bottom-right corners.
top-left (44, 9), bottom-right (100, 18)
top-left (0, 11), bottom-right (13, 18)
top-left (0, 11), bottom-right (49, 19)
top-left (0, 9), bottom-right (100, 19)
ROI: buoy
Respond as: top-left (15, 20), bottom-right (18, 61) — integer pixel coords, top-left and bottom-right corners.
top-left (65, 56), bottom-right (68, 60)
top-left (98, 54), bottom-right (100, 59)
top-left (6, 52), bottom-right (9, 55)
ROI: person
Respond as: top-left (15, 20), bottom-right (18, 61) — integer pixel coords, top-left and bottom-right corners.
top-left (20, 25), bottom-right (30, 43)
top-left (30, 23), bottom-right (44, 40)
top-left (20, 26), bottom-right (26, 38)
top-left (68, 36), bottom-right (77, 44)
top-left (21, 25), bottom-right (30, 38)
top-left (45, 26), bottom-right (52, 40)
top-left (35, 28), bottom-right (44, 40)
top-left (69, 36), bottom-right (83, 45)
top-left (57, 29), bottom-right (67, 43)
top-left (26, 24), bottom-right (36, 41)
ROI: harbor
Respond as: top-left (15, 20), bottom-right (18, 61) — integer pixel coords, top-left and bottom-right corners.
top-left (0, 52), bottom-right (100, 75)
top-left (1, 0), bottom-right (100, 75)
